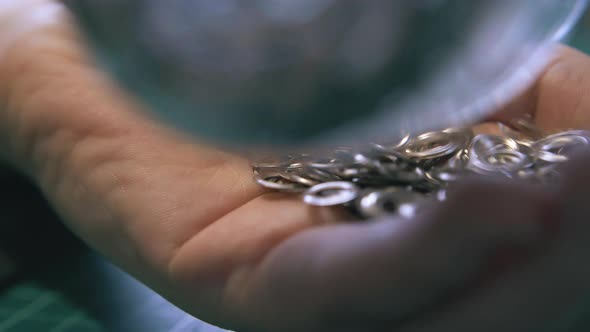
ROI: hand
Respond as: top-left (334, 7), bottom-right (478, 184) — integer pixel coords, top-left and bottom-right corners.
top-left (2, 2), bottom-right (590, 331)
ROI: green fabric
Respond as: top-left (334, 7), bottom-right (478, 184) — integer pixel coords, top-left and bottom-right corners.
top-left (0, 282), bottom-right (103, 332)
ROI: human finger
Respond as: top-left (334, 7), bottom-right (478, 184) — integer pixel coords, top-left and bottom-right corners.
top-left (493, 46), bottom-right (590, 132)
top-left (235, 178), bottom-right (554, 331)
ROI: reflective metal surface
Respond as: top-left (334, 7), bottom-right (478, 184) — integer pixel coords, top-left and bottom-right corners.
top-left (65, 0), bottom-right (588, 148)
top-left (254, 120), bottom-right (590, 220)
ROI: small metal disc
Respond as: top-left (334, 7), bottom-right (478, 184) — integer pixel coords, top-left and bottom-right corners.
top-left (534, 150), bottom-right (569, 163)
top-left (283, 170), bottom-right (321, 187)
top-left (470, 134), bottom-right (520, 156)
top-left (533, 131), bottom-right (590, 162)
top-left (303, 181), bottom-right (359, 207)
top-left (404, 131), bottom-right (460, 160)
top-left (469, 148), bottom-right (529, 175)
top-left (255, 176), bottom-right (307, 192)
top-left (251, 117), bottom-right (574, 222)
top-left (356, 188), bottom-right (423, 219)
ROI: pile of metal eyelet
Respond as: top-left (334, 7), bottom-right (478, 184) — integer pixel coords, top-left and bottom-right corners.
top-left (252, 119), bottom-right (590, 220)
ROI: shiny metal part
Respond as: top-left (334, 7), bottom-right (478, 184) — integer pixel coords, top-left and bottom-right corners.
top-left (283, 169), bottom-right (321, 187)
top-left (303, 182), bottom-right (359, 207)
top-left (404, 131), bottom-right (461, 160)
top-left (533, 130), bottom-right (590, 163)
top-left (255, 176), bottom-right (307, 192)
top-left (253, 119), bottom-right (578, 220)
top-left (469, 148), bottom-right (530, 175)
top-left (303, 167), bottom-right (343, 183)
top-left (470, 134), bottom-right (520, 155)
top-left (356, 188), bottom-right (424, 219)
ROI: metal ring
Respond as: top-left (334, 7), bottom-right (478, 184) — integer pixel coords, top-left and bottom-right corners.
top-left (533, 131), bottom-right (589, 160)
top-left (283, 170), bottom-right (321, 187)
top-left (303, 182), bottom-right (359, 207)
top-left (470, 134), bottom-right (519, 156)
top-left (534, 150), bottom-right (569, 163)
top-left (255, 176), bottom-right (307, 192)
top-left (356, 188), bottom-right (422, 219)
top-left (404, 131), bottom-right (459, 159)
top-left (469, 148), bottom-right (529, 174)
top-left (303, 166), bottom-right (343, 182)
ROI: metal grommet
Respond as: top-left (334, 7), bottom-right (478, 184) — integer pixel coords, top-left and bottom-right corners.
top-left (356, 188), bottom-right (422, 219)
top-left (255, 176), bottom-right (307, 192)
top-left (303, 182), bottom-right (359, 207)
top-left (404, 131), bottom-right (459, 160)
top-left (252, 118), bottom-right (571, 222)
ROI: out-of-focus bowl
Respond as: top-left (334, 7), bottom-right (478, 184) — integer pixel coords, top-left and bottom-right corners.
top-left (65, 0), bottom-right (589, 150)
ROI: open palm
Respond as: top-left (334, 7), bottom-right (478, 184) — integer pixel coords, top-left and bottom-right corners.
top-left (2, 2), bottom-right (590, 332)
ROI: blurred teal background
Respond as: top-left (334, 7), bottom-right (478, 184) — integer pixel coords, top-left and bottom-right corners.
top-left (571, 11), bottom-right (590, 52)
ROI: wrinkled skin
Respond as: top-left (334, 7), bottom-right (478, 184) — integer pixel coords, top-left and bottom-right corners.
top-left (2, 1), bottom-right (590, 331)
